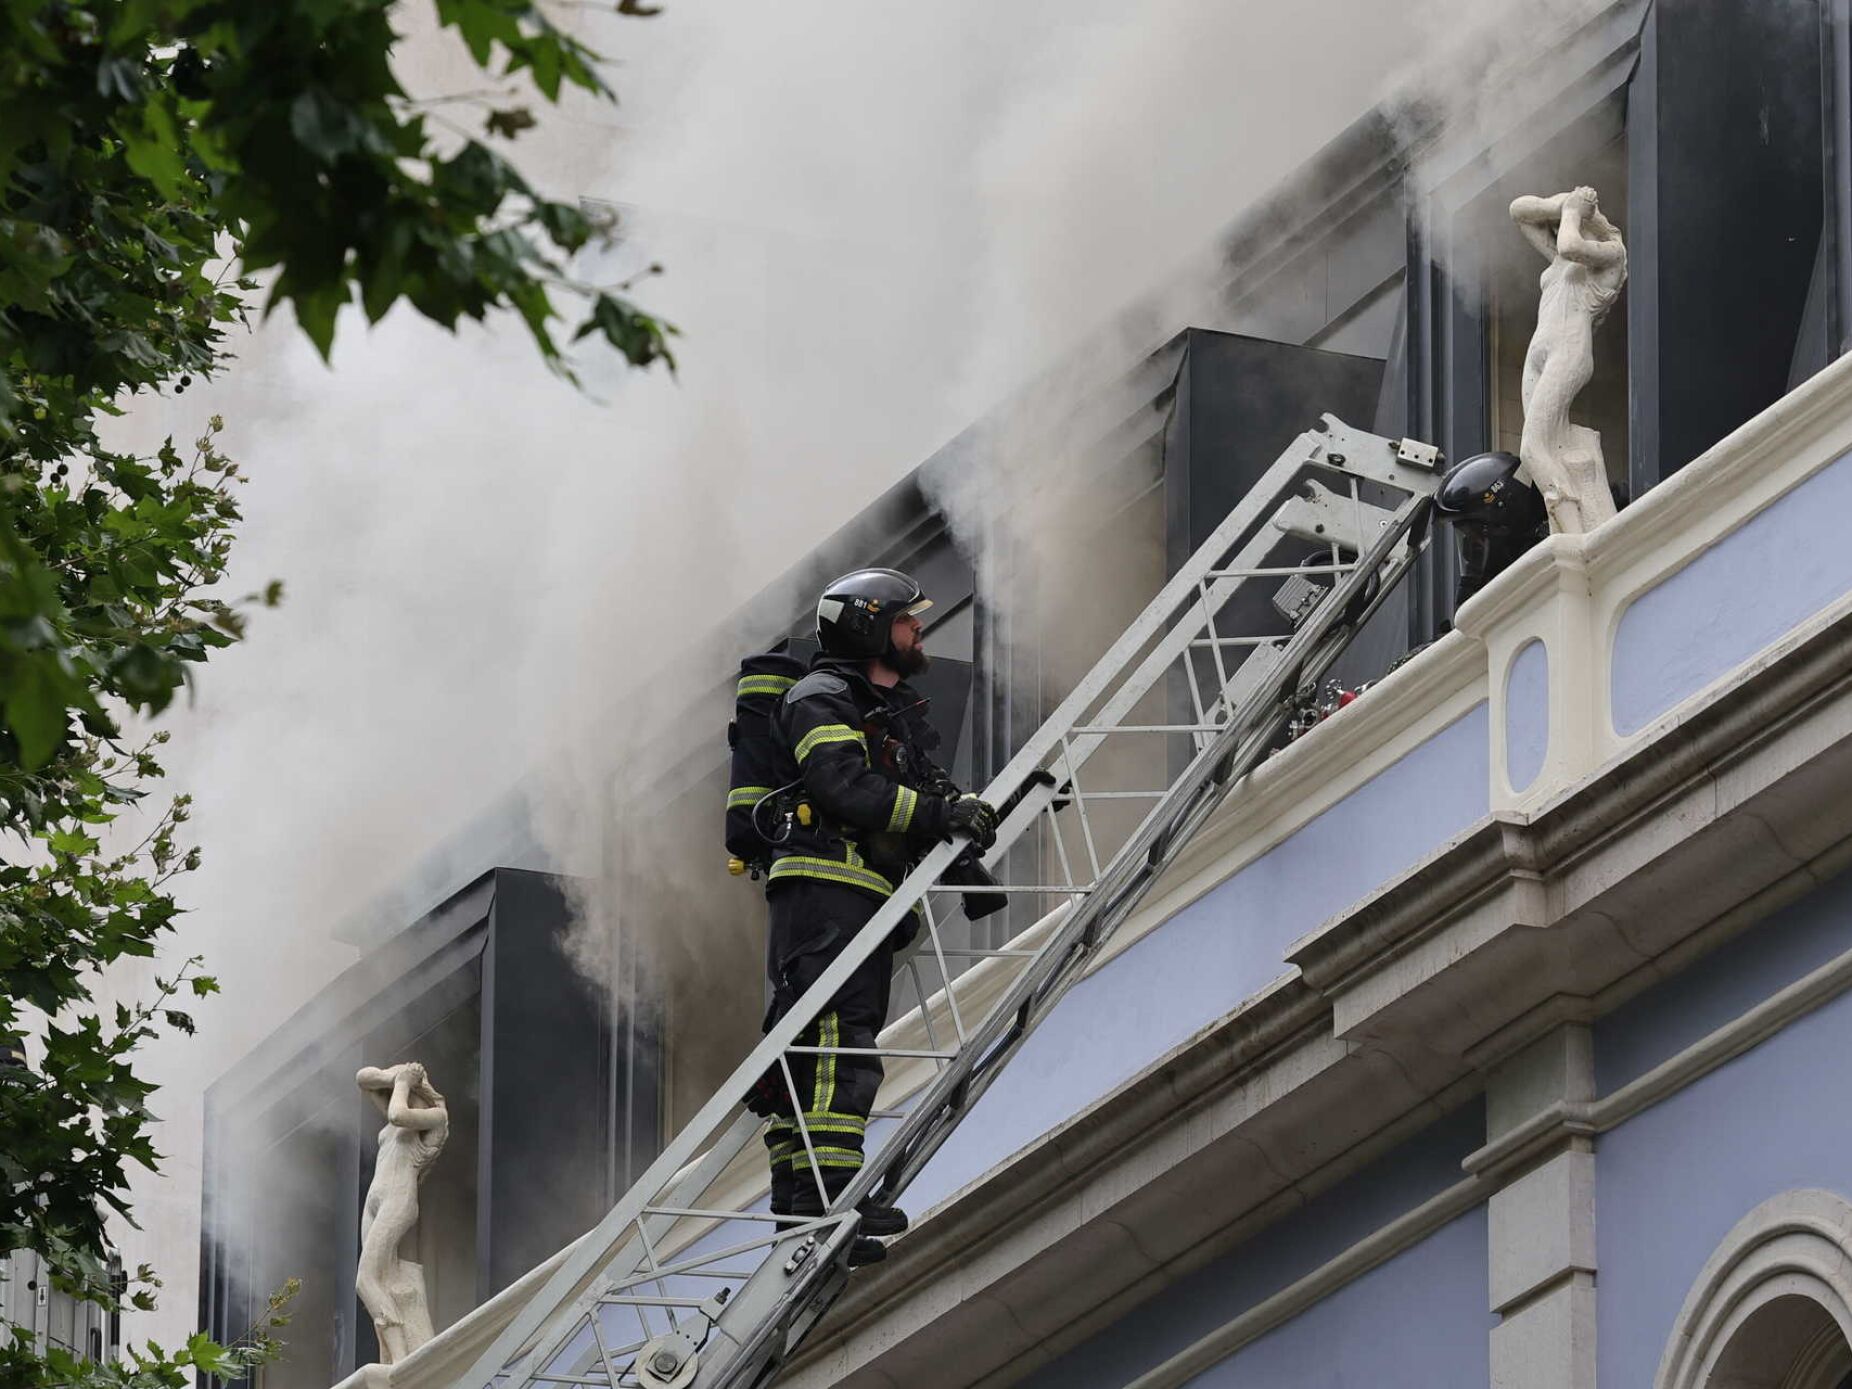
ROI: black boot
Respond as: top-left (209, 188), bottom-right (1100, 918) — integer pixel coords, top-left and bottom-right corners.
top-left (846, 1237), bottom-right (888, 1267)
top-left (789, 1183), bottom-right (889, 1266)
top-left (857, 1201), bottom-right (909, 1237)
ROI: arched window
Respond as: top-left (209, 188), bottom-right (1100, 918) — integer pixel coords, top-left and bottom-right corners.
top-left (1656, 1191), bottom-right (1852, 1389)
top-left (1703, 1295), bottom-right (1851, 1387)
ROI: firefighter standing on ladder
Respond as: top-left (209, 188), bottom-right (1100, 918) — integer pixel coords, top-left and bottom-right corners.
top-left (752, 568), bottom-right (998, 1267)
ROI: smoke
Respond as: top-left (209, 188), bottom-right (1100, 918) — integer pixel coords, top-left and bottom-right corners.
top-left (1382, 0), bottom-right (1646, 270)
top-left (912, 0), bottom-right (1633, 639)
top-left (92, 0), bottom-right (1622, 1356)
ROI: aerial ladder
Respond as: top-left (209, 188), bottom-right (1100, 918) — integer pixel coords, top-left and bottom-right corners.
top-left (454, 415), bottom-right (1446, 1389)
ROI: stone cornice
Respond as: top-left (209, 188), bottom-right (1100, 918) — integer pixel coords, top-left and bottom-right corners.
top-left (778, 558), bottom-right (1852, 1389)
top-left (1288, 599), bottom-right (1852, 1025)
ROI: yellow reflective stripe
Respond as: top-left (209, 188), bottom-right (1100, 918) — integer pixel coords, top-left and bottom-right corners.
top-left (727, 785), bottom-right (773, 809)
top-left (795, 724), bottom-right (866, 765)
top-left (767, 856), bottom-right (896, 898)
top-left (886, 784), bottom-right (918, 833)
top-left (737, 675), bottom-right (797, 698)
top-left (770, 1147), bottom-right (865, 1170)
top-left (816, 1013), bottom-right (839, 1117)
top-left (770, 1112), bottom-right (866, 1133)
top-left (769, 1127), bottom-right (863, 1166)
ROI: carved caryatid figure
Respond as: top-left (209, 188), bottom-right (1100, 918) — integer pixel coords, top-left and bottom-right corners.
top-left (356, 1061), bottom-right (448, 1363)
top-left (1508, 185), bottom-right (1628, 535)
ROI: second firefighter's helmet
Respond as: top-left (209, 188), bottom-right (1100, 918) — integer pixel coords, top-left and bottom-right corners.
top-left (1434, 450), bottom-right (1545, 536)
top-left (815, 568), bottom-right (934, 659)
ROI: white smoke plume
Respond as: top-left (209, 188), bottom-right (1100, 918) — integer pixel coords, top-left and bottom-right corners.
top-left (96, 0), bottom-right (1615, 1355)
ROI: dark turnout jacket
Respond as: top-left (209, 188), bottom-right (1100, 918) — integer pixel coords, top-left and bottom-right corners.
top-left (768, 657), bottom-right (955, 899)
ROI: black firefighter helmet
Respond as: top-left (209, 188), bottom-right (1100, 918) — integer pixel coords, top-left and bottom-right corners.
top-left (815, 567), bottom-right (935, 660)
top-left (1434, 450), bottom-right (1545, 537)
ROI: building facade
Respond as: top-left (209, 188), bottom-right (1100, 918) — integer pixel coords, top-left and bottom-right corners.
top-left (204, 0), bottom-right (1852, 1384)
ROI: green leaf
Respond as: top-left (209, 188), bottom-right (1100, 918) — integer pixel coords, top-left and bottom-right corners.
top-left (46, 829), bottom-right (99, 856)
top-left (575, 293), bottom-right (678, 370)
top-left (287, 279), bottom-right (349, 361)
top-left (437, 0), bottom-right (525, 66)
top-left (536, 200), bottom-right (591, 252)
top-left (0, 2), bottom-right (670, 1365)
top-left (6, 657), bottom-right (72, 769)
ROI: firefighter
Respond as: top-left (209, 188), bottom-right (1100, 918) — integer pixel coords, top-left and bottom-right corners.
top-left (1434, 450), bottom-right (1547, 609)
top-left (762, 567), bottom-right (998, 1265)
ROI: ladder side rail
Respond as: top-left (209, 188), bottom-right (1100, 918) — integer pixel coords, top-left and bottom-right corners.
top-left (695, 494), bottom-right (1434, 1389)
top-left (495, 506), bottom-right (1356, 1372)
top-left (853, 494), bottom-right (1430, 1213)
top-left (702, 502), bottom-right (1430, 1389)
top-left (857, 486), bottom-right (1419, 1198)
top-left (455, 423), bottom-right (1434, 1389)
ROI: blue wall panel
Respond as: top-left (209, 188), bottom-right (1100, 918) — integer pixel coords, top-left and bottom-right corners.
top-left (1016, 1104), bottom-right (1486, 1389)
top-left (1611, 448), bottom-right (1852, 734)
top-left (1505, 639), bottom-right (1550, 792)
top-left (909, 703), bottom-right (1490, 1209)
top-left (1598, 969), bottom-right (1852, 1384)
top-left (1596, 865), bottom-right (1852, 1094)
top-left (1184, 1210), bottom-right (1489, 1388)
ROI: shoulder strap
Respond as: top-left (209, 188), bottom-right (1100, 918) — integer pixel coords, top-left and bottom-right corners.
top-left (785, 670), bottom-right (850, 704)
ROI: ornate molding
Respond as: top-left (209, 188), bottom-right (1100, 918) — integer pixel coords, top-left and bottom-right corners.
top-left (1655, 1190), bottom-right (1852, 1389)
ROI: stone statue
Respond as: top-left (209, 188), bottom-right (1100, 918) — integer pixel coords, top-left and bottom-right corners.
top-left (355, 1061), bottom-right (449, 1363)
top-left (1508, 185), bottom-right (1628, 535)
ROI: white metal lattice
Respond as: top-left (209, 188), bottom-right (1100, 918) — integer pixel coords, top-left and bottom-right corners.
top-left (452, 416), bottom-right (1444, 1389)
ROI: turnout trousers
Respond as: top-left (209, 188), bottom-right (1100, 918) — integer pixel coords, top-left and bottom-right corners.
top-left (761, 877), bottom-right (896, 1216)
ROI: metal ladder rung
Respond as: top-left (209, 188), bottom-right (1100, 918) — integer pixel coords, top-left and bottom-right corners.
top-left (1200, 562), bottom-right (1359, 578)
top-left (639, 1206), bottom-right (807, 1226)
top-left (923, 882), bottom-right (1095, 895)
top-left (784, 1045), bottom-right (959, 1060)
top-left (1068, 723), bottom-right (1228, 735)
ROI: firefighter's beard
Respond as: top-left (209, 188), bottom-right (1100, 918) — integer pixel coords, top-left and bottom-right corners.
top-left (889, 642), bottom-right (930, 678)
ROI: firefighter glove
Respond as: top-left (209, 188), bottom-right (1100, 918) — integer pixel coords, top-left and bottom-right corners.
top-left (944, 795), bottom-right (1000, 851)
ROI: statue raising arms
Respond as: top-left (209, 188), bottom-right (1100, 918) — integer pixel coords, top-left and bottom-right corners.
top-left (1508, 185), bottom-right (1627, 535)
top-left (355, 1061), bottom-right (449, 1363)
